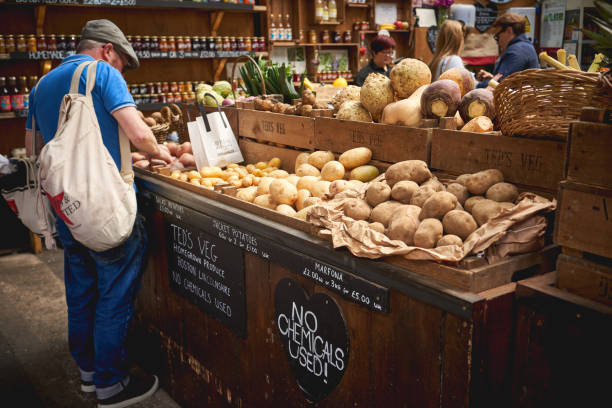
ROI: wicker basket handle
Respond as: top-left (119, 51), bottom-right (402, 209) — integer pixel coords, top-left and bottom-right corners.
top-left (168, 103), bottom-right (182, 122)
top-left (230, 54), bottom-right (266, 101)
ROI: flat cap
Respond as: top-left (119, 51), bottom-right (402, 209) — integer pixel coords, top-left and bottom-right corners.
top-left (80, 19), bottom-right (139, 70)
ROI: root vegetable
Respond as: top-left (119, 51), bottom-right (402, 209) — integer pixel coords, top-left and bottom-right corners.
top-left (486, 182), bottom-right (519, 203)
top-left (297, 176), bottom-right (319, 193)
top-left (296, 163), bottom-right (321, 177)
top-left (413, 218), bottom-right (444, 248)
top-left (465, 169), bottom-right (504, 195)
top-left (437, 234), bottom-right (463, 247)
top-left (236, 186), bottom-right (258, 202)
top-left (336, 101), bottom-right (373, 122)
top-left (461, 116), bottom-right (494, 133)
top-left (391, 180), bottom-right (419, 203)
top-left (459, 89), bottom-right (494, 123)
top-left (385, 160), bottom-right (431, 187)
top-left (320, 160), bottom-right (345, 181)
top-left (442, 210), bottom-right (478, 240)
top-left (269, 179), bottom-right (298, 205)
top-left (471, 199), bottom-right (503, 226)
top-left (256, 177), bottom-right (275, 195)
top-left (295, 206), bottom-right (314, 220)
top-left (464, 196), bottom-right (486, 213)
top-left (410, 185), bottom-right (436, 207)
top-left (420, 191), bottom-right (458, 220)
top-left (455, 174), bottom-right (471, 186)
top-left (438, 67), bottom-right (475, 97)
top-left (421, 79), bottom-right (461, 119)
top-left (386, 205), bottom-right (421, 245)
top-left (329, 179), bottom-right (351, 198)
top-left (165, 142), bottom-right (179, 157)
top-left (296, 189), bottom-right (311, 211)
top-left (311, 180), bottom-right (331, 198)
top-left (369, 222), bottom-right (385, 233)
top-left (390, 58), bottom-right (432, 99)
top-left (381, 84), bottom-right (428, 127)
top-left (276, 204), bottom-right (297, 216)
top-left (133, 160), bottom-right (149, 168)
top-left (344, 199), bottom-right (372, 221)
top-left (253, 194), bottom-right (277, 210)
top-left (338, 147), bottom-right (372, 170)
top-left (131, 152), bottom-right (146, 163)
top-left (421, 177), bottom-right (444, 192)
top-left (350, 165), bottom-right (379, 182)
top-left (149, 158), bottom-right (166, 166)
top-left (365, 181), bottom-right (391, 207)
top-left (295, 152), bottom-right (311, 172)
top-left (446, 183), bottom-right (469, 206)
top-left (303, 197), bottom-right (322, 208)
top-left (179, 153), bottom-right (196, 167)
top-left (308, 151), bottom-right (335, 169)
top-left (331, 85), bottom-right (361, 112)
top-left (369, 200), bottom-right (404, 227)
top-left (360, 73), bottom-right (395, 122)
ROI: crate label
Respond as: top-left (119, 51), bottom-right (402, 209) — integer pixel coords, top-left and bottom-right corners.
top-left (165, 217), bottom-right (246, 338)
top-left (275, 277), bottom-right (349, 402)
top-left (351, 128), bottom-right (383, 147)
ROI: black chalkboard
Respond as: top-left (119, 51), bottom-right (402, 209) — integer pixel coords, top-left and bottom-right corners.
top-left (165, 217), bottom-right (246, 338)
top-left (427, 26), bottom-right (438, 53)
top-left (475, 3), bottom-right (498, 33)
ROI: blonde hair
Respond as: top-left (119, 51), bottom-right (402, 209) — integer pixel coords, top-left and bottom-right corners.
top-left (429, 20), bottom-right (465, 77)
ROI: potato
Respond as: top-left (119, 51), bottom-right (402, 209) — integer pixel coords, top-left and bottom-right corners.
top-left (455, 174), bottom-right (471, 186)
top-left (369, 222), bottom-right (385, 233)
top-left (133, 160), bottom-right (150, 169)
top-left (308, 151), bottom-right (335, 169)
top-left (143, 117), bottom-right (156, 127)
top-left (471, 199), bottom-right (503, 226)
top-left (253, 194), bottom-right (277, 210)
top-left (338, 147), bottom-right (373, 170)
top-left (295, 206), bottom-right (314, 220)
top-left (369, 201), bottom-right (403, 226)
top-left (437, 234), bottom-right (463, 247)
top-left (442, 210), bottom-right (478, 240)
top-left (464, 196), bottom-right (486, 213)
top-left (269, 179), bottom-right (298, 205)
top-left (170, 170), bottom-right (181, 179)
top-left (455, 201), bottom-right (464, 211)
top-left (365, 181), bottom-right (391, 207)
top-left (200, 166), bottom-right (224, 178)
top-left (386, 205), bottom-right (421, 245)
top-left (320, 161), bottom-right (345, 182)
top-left (303, 197), bottom-right (322, 208)
top-left (347, 179), bottom-right (365, 190)
top-left (413, 218), bottom-right (444, 249)
top-left (390, 180), bottom-right (419, 204)
top-left (179, 153), bottom-right (196, 167)
top-left (286, 174), bottom-right (300, 186)
top-left (410, 185), bottom-right (436, 207)
top-left (420, 191), bottom-right (458, 220)
top-left (421, 177), bottom-right (444, 192)
top-left (296, 189), bottom-right (311, 211)
top-left (294, 152), bottom-right (310, 172)
top-left (256, 176), bottom-right (275, 196)
top-left (190, 178), bottom-right (201, 186)
top-left (446, 183), bottom-right (469, 206)
top-left (311, 180), bottom-right (331, 198)
top-left (486, 182), bottom-right (519, 203)
top-left (329, 179), bottom-right (351, 197)
top-left (178, 173), bottom-right (188, 182)
top-left (268, 169), bottom-right (289, 178)
top-left (465, 169), bottom-right (504, 195)
top-left (297, 175), bottom-right (319, 193)
top-left (350, 165), bottom-right (379, 182)
top-left (276, 204), bottom-right (297, 216)
top-left (268, 157), bottom-right (281, 168)
top-left (344, 199), bottom-right (371, 221)
top-left (255, 161), bottom-right (268, 170)
top-left (177, 142), bottom-right (193, 158)
top-left (296, 163), bottom-right (321, 177)
top-left (385, 160), bottom-right (432, 187)
top-left (236, 186), bottom-right (258, 202)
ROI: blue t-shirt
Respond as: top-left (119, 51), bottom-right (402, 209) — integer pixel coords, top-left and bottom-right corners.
top-left (26, 54), bottom-right (135, 169)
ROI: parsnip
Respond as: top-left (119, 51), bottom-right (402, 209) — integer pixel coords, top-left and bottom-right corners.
top-left (556, 49), bottom-right (567, 65)
top-left (539, 52), bottom-right (568, 70)
top-left (567, 54), bottom-right (581, 71)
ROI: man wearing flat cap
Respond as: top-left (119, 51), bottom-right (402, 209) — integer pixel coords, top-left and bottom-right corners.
top-left (25, 19), bottom-right (168, 408)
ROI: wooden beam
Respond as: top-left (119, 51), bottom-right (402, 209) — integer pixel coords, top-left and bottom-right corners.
top-left (214, 58), bottom-right (227, 82)
top-left (211, 11), bottom-right (225, 36)
top-left (41, 60), bottom-right (52, 75)
top-left (35, 5), bottom-right (46, 36)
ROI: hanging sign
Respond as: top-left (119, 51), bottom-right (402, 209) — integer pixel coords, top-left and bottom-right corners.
top-left (475, 2), bottom-right (498, 33)
top-left (275, 278), bottom-right (350, 402)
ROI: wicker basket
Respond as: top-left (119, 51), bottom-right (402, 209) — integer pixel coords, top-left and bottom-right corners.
top-left (160, 103), bottom-right (188, 143)
top-left (151, 122), bottom-right (170, 143)
top-left (494, 69), bottom-right (612, 140)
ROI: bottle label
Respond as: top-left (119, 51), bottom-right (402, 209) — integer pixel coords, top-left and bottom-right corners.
top-left (23, 95), bottom-right (29, 110)
top-left (11, 94), bottom-right (24, 111)
top-left (0, 95), bottom-right (11, 112)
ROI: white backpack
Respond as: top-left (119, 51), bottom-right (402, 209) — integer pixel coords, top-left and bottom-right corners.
top-left (38, 60), bottom-right (137, 252)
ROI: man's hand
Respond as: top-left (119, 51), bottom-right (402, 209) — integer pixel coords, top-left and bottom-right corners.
top-left (113, 106), bottom-right (160, 156)
top-left (477, 69), bottom-right (493, 81)
top-left (150, 147), bottom-right (173, 163)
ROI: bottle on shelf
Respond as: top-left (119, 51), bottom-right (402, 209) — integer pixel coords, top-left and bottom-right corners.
top-left (19, 76), bottom-right (29, 110)
top-left (315, 0), bottom-right (324, 23)
top-left (8, 77), bottom-right (22, 111)
top-left (269, 14), bottom-right (277, 42)
top-left (322, 1), bottom-right (330, 22)
top-left (0, 35), bottom-right (6, 54)
top-left (329, 0), bottom-right (337, 21)
top-left (285, 14), bottom-right (292, 41)
top-left (277, 14), bottom-right (283, 41)
top-left (0, 77), bottom-right (11, 113)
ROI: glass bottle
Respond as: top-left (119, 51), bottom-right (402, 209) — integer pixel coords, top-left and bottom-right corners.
top-left (259, 37), bottom-right (266, 52)
top-left (159, 36), bottom-right (168, 52)
top-left (315, 0), bottom-right (324, 23)
top-left (150, 36), bottom-right (159, 52)
top-left (343, 31), bottom-right (352, 43)
top-left (27, 35), bottom-right (37, 52)
top-left (183, 37), bottom-right (191, 52)
top-left (285, 14), bottom-right (292, 41)
top-left (176, 36), bottom-right (185, 52)
top-left (322, 1), bottom-right (329, 22)
top-left (329, 0), bottom-right (337, 21)
top-left (168, 36), bottom-right (176, 52)
top-left (0, 77), bottom-right (11, 113)
top-left (6, 35), bottom-right (17, 53)
top-left (0, 36), bottom-right (5, 54)
top-left (47, 34), bottom-right (57, 51)
top-left (161, 82), bottom-right (170, 94)
top-left (147, 82), bottom-right (155, 94)
top-left (222, 36), bottom-right (230, 51)
top-left (170, 81), bottom-right (179, 93)
top-left (244, 36), bottom-right (251, 52)
top-left (251, 36), bottom-right (259, 52)
top-left (269, 14), bottom-right (277, 42)
top-left (8, 77), bottom-right (22, 111)
top-left (200, 36), bottom-right (208, 52)
top-left (19, 76), bottom-right (29, 110)
top-left (308, 30), bottom-right (317, 44)
top-left (57, 35), bottom-right (66, 52)
top-left (16, 35), bottom-right (27, 52)
top-left (320, 30), bottom-right (330, 44)
top-left (277, 14), bottom-right (283, 41)
top-left (68, 35), bottom-right (77, 51)
top-left (192, 36), bottom-right (200, 52)
top-left (142, 36), bottom-right (151, 52)
top-left (207, 36), bottom-right (216, 52)
top-left (230, 36), bottom-right (237, 51)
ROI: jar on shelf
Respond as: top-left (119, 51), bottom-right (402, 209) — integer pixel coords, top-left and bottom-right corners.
top-left (150, 36), bottom-right (159, 52)
top-left (183, 37), bottom-right (192, 52)
top-left (173, 92), bottom-right (182, 103)
top-left (250, 37), bottom-right (258, 52)
top-left (0, 36), bottom-right (6, 54)
top-left (161, 82), bottom-right (170, 94)
top-left (342, 31), bottom-right (352, 43)
top-left (159, 36), bottom-right (168, 52)
top-left (181, 92), bottom-right (189, 102)
top-left (332, 31), bottom-right (341, 43)
top-left (57, 35), bottom-right (66, 51)
top-left (5, 35), bottom-right (17, 53)
top-left (16, 35), bottom-right (27, 53)
top-left (167, 36), bottom-right (177, 52)
top-left (320, 30), bottom-right (330, 44)
top-left (127, 35), bottom-right (133, 48)
top-left (230, 36), bottom-right (238, 52)
top-left (308, 30), bottom-right (317, 44)
top-left (159, 93), bottom-right (167, 103)
top-left (133, 94), bottom-right (142, 105)
top-left (170, 81), bottom-right (179, 93)
top-left (191, 37), bottom-right (200, 52)
top-left (142, 36), bottom-right (151, 52)
top-left (184, 81), bottom-right (193, 93)
top-left (298, 29), bottom-right (305, 44)
top-left (222, 36), bottom-right (230, 52)
top-left (216, 37), bottom-right (223, 51)
top-left (146, 82), bottom-right (155, 94)
top-left (243, 37), bottom-right (251, 52)
top-left (199, 36), bottom-right (207, 52)
top-left (130, 35), bottom-right (140, 52)
top-left (68, 35), bottom-right (77, 51)
top-left (166, 93), bottom-right (174, 103)
top-left (47, 35), bottom-right (57, 51)
top-left (361, 21), bottom-right (369, 31)
top-left (176, 36), bottom-right (185, 52)
top-left (177, 81), bottom-right (185, 92)
top-left (208, 36), bottom-right (216, 52)
top-left (138, 83), bottom-right (147, 95)
top-left (26, 35), bottom-right (37, 52)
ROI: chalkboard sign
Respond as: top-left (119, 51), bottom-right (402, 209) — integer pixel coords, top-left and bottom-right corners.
top-left (275, 278), bottom-right (349, 402)
top-left (165, 217), bottom-right (246, 337)
top-left (475, 3), bottom-right (498, 33)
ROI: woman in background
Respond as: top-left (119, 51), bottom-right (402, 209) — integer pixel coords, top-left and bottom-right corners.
top-left (429, 19), bottom-right (465, 80)
top-left (355, 35), bottom-right (396, 86)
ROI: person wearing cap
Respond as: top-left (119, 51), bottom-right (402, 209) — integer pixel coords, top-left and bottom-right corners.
top-left (355, 35), bottom-right (396, 86)
top-left (476, 12), bottom-right (539, 88)
top-left (25, 19), bottom-right (168, 408)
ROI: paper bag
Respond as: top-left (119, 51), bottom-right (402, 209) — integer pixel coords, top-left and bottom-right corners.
top-left (186, 103), bottom-right (218, 170)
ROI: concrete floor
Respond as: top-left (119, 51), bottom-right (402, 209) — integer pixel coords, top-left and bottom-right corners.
top-left (0, 249), bottom-right (180, 408)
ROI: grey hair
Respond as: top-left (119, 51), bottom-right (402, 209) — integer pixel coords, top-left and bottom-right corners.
top-left (76, 39), bottom-right (106, 53)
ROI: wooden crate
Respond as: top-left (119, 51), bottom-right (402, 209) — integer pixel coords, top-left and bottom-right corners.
top-left (513, 272), bottom-right (612, 407)
top-left (315, 117), bottom-right (431, 164)
top-left (238, 109), bottom-right (315, 150)
top-left (238, 138), bottom-right (305, 173)
top-left (554, 181), bottom-right (612, 259)
top-left (386, 245), bottom-right (559, 293)
top-left (430, 129), bottom-right (567, 192)
top-left (557, 253), bottom-right (612, 307)
top-left (566, 108), bottom-right (612, 189)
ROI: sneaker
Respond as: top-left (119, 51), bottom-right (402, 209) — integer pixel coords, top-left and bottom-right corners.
top-left (81, 379), bottom-right (96, 393)
top-left (97, 374), bottom-right (159, 408)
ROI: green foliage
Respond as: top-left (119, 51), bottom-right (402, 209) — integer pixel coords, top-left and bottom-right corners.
top-left (239, 56), bottom-right (300, 103)
top-left (582, 0), bottom-right (612, 64)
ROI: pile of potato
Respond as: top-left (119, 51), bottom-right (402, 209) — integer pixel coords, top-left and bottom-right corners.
top-left (254, 89), bottom-right (331, 117)
top-left (132, 141), bottom-right (195, 170)
top-left (340, 161), bottom-right (519, 249)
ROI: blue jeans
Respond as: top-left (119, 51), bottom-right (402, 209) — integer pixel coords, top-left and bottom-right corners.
top-left (56, 215), bottom-right (148, 397)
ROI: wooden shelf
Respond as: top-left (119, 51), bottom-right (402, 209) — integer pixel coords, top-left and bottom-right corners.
top-left (359, 30), bottom-right (411, 34)
top-left (315, 20), bottom-right (342, 25)
top-left (4, 0), bottom-right (267, 12)
top-left (346, 2), bottom-right (370, 7)
top-left (270, 41), bottom-right (297, 47)
top-left (0, 111), bottom-right (28, 120)
top-left (273, 43), bottom-right (359, 47)
top-left (0, 50), bottom-right (263, 61)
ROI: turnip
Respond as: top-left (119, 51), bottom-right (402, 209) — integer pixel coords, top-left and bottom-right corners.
top-left (420, 80), bottom-right (461, 119)
top-left (458, 89), bottom-right (494, 123)
top-left (439, 67), bottom-right (475, 97)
